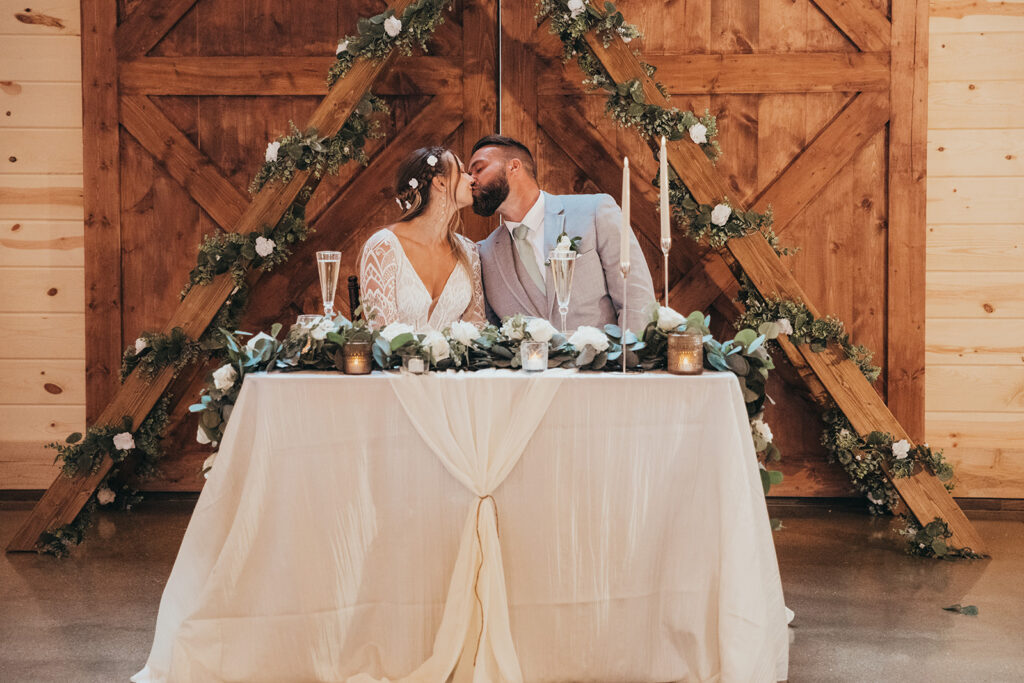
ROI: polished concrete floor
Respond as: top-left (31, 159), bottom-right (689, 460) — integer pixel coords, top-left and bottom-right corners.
top-left (1, 499), bottom-right (1022, 682)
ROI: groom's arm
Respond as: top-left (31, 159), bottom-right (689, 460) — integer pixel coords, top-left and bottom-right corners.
top-left (593, 194), bottom-right (656, 331)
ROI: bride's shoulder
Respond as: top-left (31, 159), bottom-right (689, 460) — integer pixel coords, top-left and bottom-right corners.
top-left (362, 227), bottom-right (400, 252)
top-left (455, 232), bottom-right (479, 253)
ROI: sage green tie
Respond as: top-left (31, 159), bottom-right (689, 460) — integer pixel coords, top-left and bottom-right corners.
top-left (512, 223), bottom-right (545, 294)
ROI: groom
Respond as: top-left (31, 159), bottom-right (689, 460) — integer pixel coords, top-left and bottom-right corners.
top-left (468, 135), bottom-right (655, 331)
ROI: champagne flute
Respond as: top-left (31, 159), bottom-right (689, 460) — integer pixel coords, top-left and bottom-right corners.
top-left (316, 251), bottom-right (342, 318)
top-left (549, 250), bottom-right (577, 334)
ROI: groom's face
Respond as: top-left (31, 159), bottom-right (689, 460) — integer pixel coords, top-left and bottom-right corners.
top-left (468, 147), bottom-right (510, 217)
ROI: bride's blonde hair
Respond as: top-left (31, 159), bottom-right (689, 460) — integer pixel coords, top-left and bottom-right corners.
top-left (394, 146), bottom-right (471, 276)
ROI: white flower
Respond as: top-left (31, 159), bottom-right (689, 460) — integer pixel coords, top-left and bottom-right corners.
top-left (711, 203), bottom-right (732, 226)
top-left (426, 154), bottom-right (438, 167)
top-left (422, 330), bottom-right (450, 362)
top-left (867, 492), bottom-right (884, 505)
top-left (254, 236), bottom-right (275, 258)
top-left (554, 235), bottom-right (573, 254)
top-left (567, 0), bottom-right (585, 19)
top-left (134, 337), bottom-right (148, 354)
top-left (618, 26), bottom-right (633, 43)
top-left (212, 363), bottom-right (238, 391)
top-left (408, 177), bottom-right (419, 189)
top-left (752, 418), bottom-right (774, 443)
top-left (384, 15), bottom-right (402, 37)
top-left (526, 318), bottom-right (558, 343)
top-left (381, 322), bottom-right (415, 342)
top-left (336, 40), bottom-right (349, 55)
top-left (196, 423), bottom-right (212, 445)
top-left (310, 317), bottom-right (335, 341)
top-left (404, 201), bottom-right (412, 210)
top-left (395, 197), bottom-right (403, 208)
top-left (501, 317), bottom-right (525, 340)
top-left (449, 321), bottom-right (480, 346)
top-left (568, 325), bottom-right (610, 352)
top-left (265, 141), bottom-right (280, 163)
top-left (776, 318), bottom-right (793, 336)
top-left (688, 122), bottom-right (708, 145)
top-left (656, 306), bottom-right (686, 332)
top-left (97, 486), bottom-right (116, 505)
top-left (245, 331), bottom-right (275, 353)
top-left (112, 431), bottom-right (135, 451)
top-left (892, 439), bottom-right (911, 460)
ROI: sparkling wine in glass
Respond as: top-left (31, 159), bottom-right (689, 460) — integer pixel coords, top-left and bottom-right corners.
top-left (316, 251), bottom-right (342, 318)
top-left (548, 250), bottom-right (577, 334)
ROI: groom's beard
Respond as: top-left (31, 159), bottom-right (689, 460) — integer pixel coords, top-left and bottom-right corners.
top-left (471, 174), bottom-right (510, 217)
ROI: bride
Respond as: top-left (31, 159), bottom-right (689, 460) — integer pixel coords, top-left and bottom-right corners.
top-left (359, 146), bottom-right (487, 330)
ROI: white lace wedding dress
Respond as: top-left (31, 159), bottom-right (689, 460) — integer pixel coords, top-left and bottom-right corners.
top-left (358, 229), bottom-right (487, 330)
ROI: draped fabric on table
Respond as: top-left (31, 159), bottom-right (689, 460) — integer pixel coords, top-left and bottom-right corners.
top-left (133, 371), bottom-right (788, 683)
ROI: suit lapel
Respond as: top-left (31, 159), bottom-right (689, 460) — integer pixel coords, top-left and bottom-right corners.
top-left (543, 193), bottom-right (566, 320)
top-left (492, 226), bottom-right (540, 317)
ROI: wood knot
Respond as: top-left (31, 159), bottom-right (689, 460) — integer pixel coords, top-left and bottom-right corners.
top-left (47, 287), bottom-right (57, 296)
top-left (983, 303), bottom-right (994, 313)
top-left (937, 146), bottom-right (945, 152)
top-left (968, 84), bottom-right (976, 90)
top-left (11, 223), bottom-right (20, 232)
top-left (44, 383), bottom-right (62, 395)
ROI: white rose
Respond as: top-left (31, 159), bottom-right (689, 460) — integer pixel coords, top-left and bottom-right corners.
top-left (112, 431), bottom-right (135, 451)
top-left (688, 122), bottom-right (708, 144)
top-left (336, 40), bottom-right (348, 55)
top-left (449, 321), bottom-right (480, 346)
top-left (426, 154), bottom-right (438, 167)
top-left (245, 331), bottom-right (275, 353)
top-left (96, 486), bottom-right (116, 506)
top-left (265, 141), bottom-right (280, 163)
top-left (196, 423), bottom-right (212, 445)
top-left (500, 318), bottom-right (524, 340)
top-left (753, 418), bottom-right (774, 443)
top-left (777, 318), bottom-right (793, 336)
top-left (408, 177), bottom-right (418, 189)
top-left (254, 236), bottom-right (275, 258)
top-left (567, 0), bottom-right (585, 19)
top-left (892, 439), bottom-right (911, 460)
top-left (526, 318), bottom-right (558, 343)
top-left (310, 318), bottom-right (334, 341)
top-left (381, 322), bottom-right (414, 342)
top-left (554, 235), bottom-right (573, 253)
top-left (212, 363), bottom-right (238, 391)
top-left (618, 26), bottom-right (633, 43)
top-left (384, 15), bottom-right (402, 37)
top-left (422, 330), bottom-right (450, 362)
top-left (710, 203), bottom-right (732, 226)
top-left (134, 337), bottom-right (148, 354)
top-left (656, 306), bottom-right (686, 331)
top-left (568, 325), bottom-right (610, 352)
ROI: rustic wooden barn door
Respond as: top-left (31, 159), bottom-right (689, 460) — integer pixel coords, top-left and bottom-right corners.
top-left (502, 0), bottom-right (924, 498)
top-left (85, 0), bottom-right (497, 489)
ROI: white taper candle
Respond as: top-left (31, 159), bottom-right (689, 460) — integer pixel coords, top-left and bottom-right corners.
top-left (660, 136), bottom-right (670, 243)
top-left (621, 156), bottom-right (630, 269)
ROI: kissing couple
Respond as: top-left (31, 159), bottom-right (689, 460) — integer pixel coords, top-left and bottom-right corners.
top-left (358, 135), bottom-right (655, 333)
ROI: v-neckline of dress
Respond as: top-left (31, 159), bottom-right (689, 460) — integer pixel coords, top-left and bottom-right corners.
top-left (386, 230), bottom-right (460, 325)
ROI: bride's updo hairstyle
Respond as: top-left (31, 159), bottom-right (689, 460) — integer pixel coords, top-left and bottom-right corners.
top-left (394, 145), bottom-right (470, 275)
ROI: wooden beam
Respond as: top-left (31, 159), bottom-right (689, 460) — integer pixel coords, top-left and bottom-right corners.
top-left (581, 31), bottom-right (987, 555)
top-left (119, 95), bottom-right (249, 231)
top-left (500, 2), bottom-right (539, 151)
top-left (887, 0), bottom-right (929, 441)
top-left (115, 0), bottom-right (198, 57)
top-left (538, 52), bottom-right (891, 95)
top-left (460, 0), bottom-right (499, 241)
top-left (811, 0), bottom-right (891, 52)
top-left (119, 56), bottom-right (462, 96)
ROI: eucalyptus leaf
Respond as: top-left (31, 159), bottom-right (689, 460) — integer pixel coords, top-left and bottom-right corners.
top-left (943, 604), bottom-right (978, 616)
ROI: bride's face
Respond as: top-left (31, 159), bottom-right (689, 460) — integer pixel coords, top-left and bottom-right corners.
top-left (450, 155), bottom-right (474, 210)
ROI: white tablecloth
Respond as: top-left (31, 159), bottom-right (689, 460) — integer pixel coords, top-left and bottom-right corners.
top-left (134, 370), bottom-right (788, 682)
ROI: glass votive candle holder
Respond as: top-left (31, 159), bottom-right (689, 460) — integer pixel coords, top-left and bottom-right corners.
top-left (402, 353), bottom-right (427, 375)
top-left (667, 330), bottom-right (703, 375)
top-left (521, 340), bottom-right (548, 372)
top-left (295, 314), bottom-right (321, 331)
top-left (342, 340), bottom-right (373, 375)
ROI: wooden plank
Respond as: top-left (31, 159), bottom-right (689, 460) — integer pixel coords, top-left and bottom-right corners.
top-left (0, 442), bottom-right (64, 489)
top-left (0, 313), bottom-right (84, 358)
top-left (119, 56), bottom-right (462, 95)
top-left (119, 95), bottom-right (249, 230)
top-left (581, 29), bottom-right (987, 553)
top-left (927, 365), bottom-right (1024, 412)
top-left (928, 129), bottom-right (1024, 177)
top-left (460, 0), bottom-right (498, 241)
top-left (927, 177), bottom-right (1023, 223)
top-left (931, 1), bottom-right (1024, 33)
top-left (811, 0), bottom-right (892, 51)
top-left (0, 82), bottom-right (82, 128)
top-left (748, 91), bottom-right (890, 234)
top-left (115, 0), bottom-right (199, 57)
top-left (0, 1), bottom-right (81, 35)
top-left (929, 81), bottom-right (1024, 129)
top-left (889, 0), bottom-right (929, 442)
top-left (0, 128), bottom-right (83, 174)
top-left (0, 174), bottom-right (82, 219)
top-left (939, 448), bottom-right (1024, 499)
top-left (927, 317), bottom-right (1024, 365)
top-left (926, 411), bottom-right (1024, 449)
top-left (0, 266), bottom-right (83, 312)
top-left (0, 35), bottom-right (81, 81)
top-left (500, 1), bottom-right (539, 155)
top-left (0, 359), bottom-right (85, 404)
top-left (0, 220), bottom-right (83, 266)
top-left (930, 31), bottom-right (1024, 80)
top-left (537, 51), bottom-right (892, 94)
top-left (0, 405), bottom-right (83, 489)
top-left (927, 271), bottom-right (1024, 317)
top-left (926, 224), bottom-right (1024, 271)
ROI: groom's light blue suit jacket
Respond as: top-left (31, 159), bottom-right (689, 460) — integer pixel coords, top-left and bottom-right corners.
top-left (477, 192), bottom-right (656, 331)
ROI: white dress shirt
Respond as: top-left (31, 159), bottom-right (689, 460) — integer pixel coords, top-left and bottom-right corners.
top-left (503, 193), bottom-right (546, 284)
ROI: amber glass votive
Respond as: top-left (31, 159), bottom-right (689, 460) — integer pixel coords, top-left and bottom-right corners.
top-left (667, 330), bottom-right (703, 375)
top-left (342, 340), bottom-right (373, 375)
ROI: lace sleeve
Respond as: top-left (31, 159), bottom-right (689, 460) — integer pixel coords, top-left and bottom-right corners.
top-left (359, 234), bottom-right (400, 329)
top-left (462, 239), bottom-right (487, 327)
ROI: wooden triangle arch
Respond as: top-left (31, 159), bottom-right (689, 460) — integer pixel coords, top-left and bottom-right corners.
top-left (7, 0), bottom-right (987, 556)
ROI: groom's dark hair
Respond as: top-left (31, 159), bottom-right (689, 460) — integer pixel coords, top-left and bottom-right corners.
top-left (471, 135), bottom-right (536, 178)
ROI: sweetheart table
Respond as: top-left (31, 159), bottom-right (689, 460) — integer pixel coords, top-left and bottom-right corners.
top-left (133, 369), bottom-right (788, 683)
